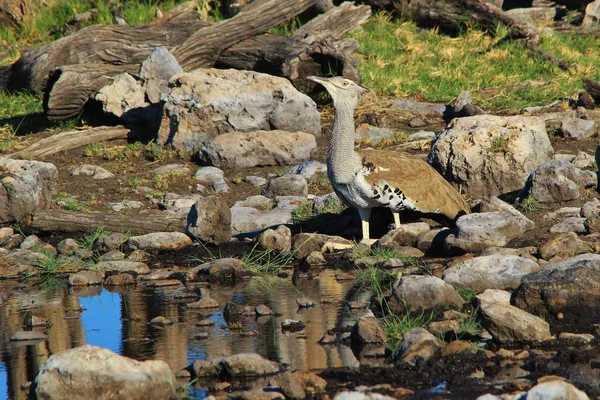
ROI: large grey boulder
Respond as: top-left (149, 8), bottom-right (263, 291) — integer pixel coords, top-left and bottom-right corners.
top-left (191, 353), bottom-right (281, 379)
top-left (139, 47), bottom-right (183, 103)
top-left (512, 254), bottom-right (600, 324)
top-left (480, 301), bottom-right (551, 343)
top-left (158, 69), bottom-right (320, 151)
top-left (428, 115), bottom-right (553, 198)
top-left (520, 160), bottom-right (597, 203)
top-left (583, 0), bottom-right (600, 26)
top-left (95, 73), bottom-right (148, 119)
top-left (443, 255), bottom-right (539, 291)
top-left (198, 130), bottom-right (317, 169)
top-left (446, 211), bottom-right (533, 252)
top-left (390, 275), bottom-right (464, 314)
top-left (186, 195), bottom-right (231, 244)
top-left (0, 158), bottom-right (57, 223)
top-left (230, 197), bottom-right (300, 236)
top-left (34, 345), bottom-right (176, 400)
top-left (126, 232), bottom-right (192, 251)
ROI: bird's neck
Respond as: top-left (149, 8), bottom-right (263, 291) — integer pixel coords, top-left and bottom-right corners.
top-left (328, 103), bottom-right (360, 184)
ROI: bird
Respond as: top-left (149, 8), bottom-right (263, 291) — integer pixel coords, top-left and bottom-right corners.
top-left (307, 76), bottom-right (470, 245)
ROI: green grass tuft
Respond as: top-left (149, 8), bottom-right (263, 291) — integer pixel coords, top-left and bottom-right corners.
top-left (518, 193), bottom-right (540, 213)
top-left (290, 197), bottom-right (346, 224)
top-left (78, 227), bottom-right (109, 251)
top-left (371, 245), bottom-right (416, 264)
top-left (53, 190), bottom-right (90, 212)
top-left (457, 288), bottom-right (478, 303)
top-left (381, 312), bottom-right (431, 351)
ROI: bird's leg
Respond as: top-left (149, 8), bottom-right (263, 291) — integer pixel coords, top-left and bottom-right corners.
top-left (393, 212), bottom-right (401, 229)
top-left (358, 208), bottom-right (376, 245)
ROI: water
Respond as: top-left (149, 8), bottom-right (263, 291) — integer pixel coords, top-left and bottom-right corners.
top-left (0, 272), bottom-right (362, 400)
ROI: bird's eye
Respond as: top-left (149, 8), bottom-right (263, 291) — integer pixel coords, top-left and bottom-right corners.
top-left (342, 81), bottom-right (349, 87)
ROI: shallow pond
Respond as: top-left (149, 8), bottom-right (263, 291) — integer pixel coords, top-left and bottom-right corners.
top-left (0, 272), bottom-right (372, 400)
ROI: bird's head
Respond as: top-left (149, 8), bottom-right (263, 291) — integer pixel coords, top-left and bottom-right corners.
top-left (307, 76), bottom-right (369, 109)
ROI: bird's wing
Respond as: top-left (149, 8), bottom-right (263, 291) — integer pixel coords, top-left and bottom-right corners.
top-left (358, 149), bottom-right (470, 219)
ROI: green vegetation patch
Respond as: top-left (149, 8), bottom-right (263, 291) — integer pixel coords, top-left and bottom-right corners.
top-left (350, 13), bottom-right (600, 113)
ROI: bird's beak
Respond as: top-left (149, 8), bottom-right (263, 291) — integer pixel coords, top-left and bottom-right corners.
top-left (358, 84), bottom-right (370, 96)
top-left (307, 76), bottom-right (329, 88)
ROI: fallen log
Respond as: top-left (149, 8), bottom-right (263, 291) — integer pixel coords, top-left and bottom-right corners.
top-left (41, 1), bottom-right (368, 121)
top-left (43, 64), bottom-right (140, 121)
top-left (7, 22), bottom-right (209, 93)
top-left (30, 209), bottom-right (187, 235)
top-left (6, 0), bottom-right (315, 94)
top-left (6, 126), bottom-right (130, 158)
top-left (583, 78), bottom-right (600, 105)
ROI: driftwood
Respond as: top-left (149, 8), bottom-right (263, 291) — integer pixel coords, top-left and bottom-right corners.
top-left (6, 0), bottom-right (315, 93)
top-left (30, 209), bottom-right (187, 235)
top-left (6, 126), bottom-right (130, 158)
top-left (43, 64), bottom-right (140, 121)
top-left (39, 1), bottom-right (368, 120)
top-left (583, 78), bottom-right (600, 105)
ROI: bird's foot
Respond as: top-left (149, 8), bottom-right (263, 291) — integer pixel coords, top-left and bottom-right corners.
top-left (321, 241), bottom-right (354, 253)
top-left (359, 238), bottom-right (377, 246)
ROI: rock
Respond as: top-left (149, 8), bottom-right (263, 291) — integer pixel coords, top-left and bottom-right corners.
top-left (355, 124), bottom-right (395, 145)
top-left (272, 371), bottom-right (306, 400)
top-left (476, 289), bottom-right (512, 306)
top-left (104, 273), bottom-right (136, 286)
top-left (10, 330), bottom-right (47, 341)
top-left (351, 316), bottom-right (385, 345)
top-left (521, 160), bottom-right (597, 203)
top-left (393, 328), bottom-right (441, 365)
top-left (292, 233), bottom-right (354, 259)
top-left (68, 271), bottom-right (103, 286)
top-left (187, 297), bottom-right (219, 309)
top-left (93, 261), bottom-right (150, 276)
top-left (70, 164), bottom-right (114, 179)
top-left (559, 332), bottom-right (595, 344)
top-left (95, 73), bottom-right (149, 121)
top-left (186, 195), bottom-right (231, 244)
top-left (549, 217), bottom-right (587, 233)
top-left (334, 392), bottom-right (396, 400)
top-left (441, 340), bottom-right (472, 356)
top-left (139, 47), bottom-right (183, 104)
top-left (94, 233), bottom-right (128, 253)
top-left (257, 225), bottom-right (292, 252)
top-left (0, 158), bottom-right (57, 223)
top-left (222, 353), bottom-right (281, 378)
top-left (377, 222), bottom-right (430, 247)
top-left (573, 151), bottom-right (596, 169)
top-left (20, 234), bottom-right (43, 250)
top-left (150, 316), bottom-right (173, 326)
top-left (409, 131), bottom-right (436, 141)
top-left (0, 227), bottom-right (13, 245)
top-left (505, 7), bottom-right (557, 23)
top-left (56, 238), bottom-right (78, 255)
top-left (284, 160), bottom-right (327, 180)
top-left (35, 345), bottom-right (176, 399)
top-left (291, 371), bottom-right (327, 395)
top-left (255, 304), bottom-right (273, 316)
top-left (446, 212), bottom-right (532, 252)
top-left (282, 319), bottom-right (305, 331)
top-left (126, 232), bottom-right (192, 251)
top-left (428, 115), bottom-right (553, 199)
top-left (190, 358), bottom-right (223, 378)
top-left (234, 195), bottom-right (274, 210)
top-left (263, 175), bottom-right (308, 198)
top-left (512, 254), bottom-right (600, 325)
top-left (99, 250), bottom-right (126, 261)
top-left (544, 207), bottom-right (581, 220)
top-left (296, 297), bottom-right (314, 308)
top-left (193, 166), bottom-right (228, 193)
top-left (583, 0), bottom-right (600, 26)
top-left (109, 200), bottom-right (144, 212)
top-left (581, 198), bottom-right (600, 219)
top-left (153, 163), bottom-right (190, 176)
top-left (244, 176), bottom-right (268, 186)
top-left (443, 255), bottom-right (540, 291)
top-left (480, 301), bottom-right (551, 343)
top-left (538, 232), bottom-right (594, 260)
top-left (477, 196), bottom-right (534, 231)
top-left (158, 69), bottom-right (320, 150)
top-left (390, 275), bottom-right (464, 314)
top-left (231, 205), bottom-right (295, 236)
top-left (187, 258), bottom-right (248, 284)
top-left (198, 130), bottom-right (317, 169)
top-left (416, 228), bottom-right (452, 254)
top-left (527, 378), bottom-right (589, 399)
top-left (304, 251), bottom-right (326, 267)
